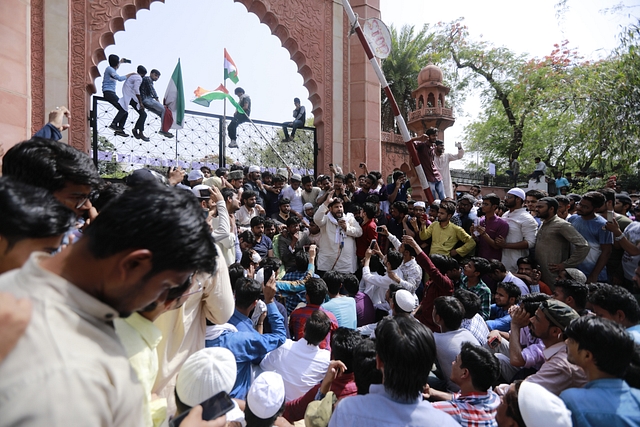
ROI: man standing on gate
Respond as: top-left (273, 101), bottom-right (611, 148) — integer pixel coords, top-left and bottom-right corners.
top-left (282, 98), bottom-right (306, 142)
top-left (434, 140), bottom-right (464, 198)
top-left (228, 87), bottom-right (251, 148)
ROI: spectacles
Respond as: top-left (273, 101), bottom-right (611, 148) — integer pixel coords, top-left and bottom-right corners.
top-left (180, 273), bottom-right (204, 299)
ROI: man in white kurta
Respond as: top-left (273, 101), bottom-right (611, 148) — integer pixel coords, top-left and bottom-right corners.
top-left (313, 192), bottom-right (362, 274)
top-left (434, 140), bottom-right (464, 198)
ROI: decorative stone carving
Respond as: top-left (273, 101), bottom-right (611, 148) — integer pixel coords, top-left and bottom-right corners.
top-left (31, 0), bottom-right (45, 136)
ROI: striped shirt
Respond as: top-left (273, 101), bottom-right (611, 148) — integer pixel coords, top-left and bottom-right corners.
top-left (432, 391), bottom-right (500, 427)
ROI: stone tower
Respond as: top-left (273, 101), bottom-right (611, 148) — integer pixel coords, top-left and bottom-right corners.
top-left (407, 64), bottom-right (455, 136)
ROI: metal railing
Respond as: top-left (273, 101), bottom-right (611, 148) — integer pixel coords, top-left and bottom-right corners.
top-left (90, 96), bottom-right (317, 176)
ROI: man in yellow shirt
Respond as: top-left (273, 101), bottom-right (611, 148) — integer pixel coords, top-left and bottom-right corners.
top-left (420, 201), bottom-right (476, 259)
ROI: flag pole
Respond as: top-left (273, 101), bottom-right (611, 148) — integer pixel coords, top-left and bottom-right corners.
top-left (221, 71), bottom-right (228, 168)
top-left (340, 0), bottom-right (434, 204)
top-left (244, 115), bottom-right (291, 170)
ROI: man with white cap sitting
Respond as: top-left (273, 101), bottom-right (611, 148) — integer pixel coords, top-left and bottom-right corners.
top-left (174, 347), bottom-right (245, 425)
top-left (243, 165), bottom-right (266, 208)
top-left (245, 372), bottom-right (287, 427)
top-left (497, 188), bottom-right (538, 273)
top-left (187, 169), bottom-right (204, 188)
top-left (281, 173), bottom-right (304, 215)
top-left (496, 380), bottom-right (572, 427)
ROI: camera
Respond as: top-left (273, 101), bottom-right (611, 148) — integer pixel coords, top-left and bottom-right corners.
top-left (121, 58), bottom-right (132, 64)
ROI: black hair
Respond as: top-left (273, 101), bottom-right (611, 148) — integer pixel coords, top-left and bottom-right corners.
top-left (108, 54), bottom-right (120, 68)
top-left (434, 296), bottom-right (465, 330)
top-left (598, 187), bottom-right (616, 203)
top-left (2, 138), bottom-right (102, 192)
top-left (387, 250), bottom-right (403, 270)
top-left (137, 65), bottom-right (147, 75)
top-left (322, 270), bottom-right (343, 295)
top-left (84, 184), bottom-right (217, 277)
top-left (496, 281), bottom-right (522, 302)
top-left (539, 196), bottom-right (559, 213)
top-left (342, 273), bottom-right (359, 297)
top-left (220, 187), bottom-right (237, 202)
top-left (294, 97), bottom-right (300, 103)
top-left (555, 195), bottom-right (570, 206)
top-left (334, 173), bottom-right (346, 182)
top-left (0, 177), bottom-right (75, 251)
top-left (301, 175), bottom-right (314, 185)
top-left (489, 259), bottom-right (507, 273)
top-left (554, 279), bottom-right (588, 310)
top-left (453, 288), bottom-right (481, 319)
top-left (330, 328), bottom-right (362, 373)
top-left (520, 292), bottom-right (551, 316)
top-left (278, 197), bottom-right (291, 206)
top-left (215, 167), bottom-right (228, 177)
top-left (234, 87), bottom-right (245, 95)
top-left (516, 256), bottom-right (539, 269)
top-left (234, 277), bottom-right (261, 309)
top-left (581, 191), bottom-right (606, 209)
top-left (238, 229), bottom-right (255, 245)
top-left (365, 194), bottom-right (380, 204)
top-left (430, 254), bottom-right (458, 275)
top-left (228, 262), bottom-right (246, 293)
top-left (242, 189), bottom-right (257, 201)
top-left (305, 277), bottom-right (328, 305)
top-left (244, 402), bottom-right (285, 427)
top-left (503, 381), bottom-right (526, 427)
top-left (261, 170), bottom-right (272, 180)
top-left (294, 250), bottom-right (309, 272)
top-left (150, 69), bottom-right (160, 76)
top-left (439, 201), bottom-right (456, 216)
top-left (304, 310), bottom-right (332, 346)
top-left (264, 219), bottom-right (275, 229)
top-left (91, 183), bottom-right (127, 213)
top-left (362, 202), bottom-right (377, 220)
top-left (392, 170), bottom-right (405, 181)
top-left (365, 174), bottom-right (378, 185)
top-left (375, 316), bottom-right (436, 401)
top-left (483, 193), bottom-right (500, 206)
top-left (426, 127), bottom-right (438, 136)
top-left (353, 338), bottom-right (382, 394)
top-left (240, 249), bottom-right (255, 269)
top-left (469, 257), bottom-right (491, 275)
top-left (250, 216), bottom-right (265, 228)
top-left (285, 216), bottom-right (300, 227)
top-left (459, 342), bottom-right (500, 391)
top-left (525, 189), bottom-right (544, 200)
top-left (589, 283), bottom-right (640, 324)
top-left (565, 316), bottom-right (635, 377)
top-left (392, 201), bottom-right (409, 215)
top-left (272, 174), bottom-right (286, 183)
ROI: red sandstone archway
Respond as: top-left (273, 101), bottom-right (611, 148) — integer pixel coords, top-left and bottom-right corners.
top-left (56, 0), bottom-right (335, 166)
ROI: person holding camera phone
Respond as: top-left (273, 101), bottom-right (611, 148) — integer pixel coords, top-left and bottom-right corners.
top-left (103, 54), bottom-right (134, 134)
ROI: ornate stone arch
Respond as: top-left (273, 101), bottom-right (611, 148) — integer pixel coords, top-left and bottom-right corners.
top-left (67, 0), bottom-right (333, 163)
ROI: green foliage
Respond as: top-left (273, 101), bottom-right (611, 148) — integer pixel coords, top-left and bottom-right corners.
top-left (97, 136), bottom-right (126, 178)
top-left (436, 19), bottom-right (640, 177)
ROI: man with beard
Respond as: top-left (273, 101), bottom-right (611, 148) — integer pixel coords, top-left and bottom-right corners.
top-left (487, 282), bottom-right (521, 332)
top-left (496, 188), bottom-right (538, 273)
top-left (315, 175), bottom-right (334, 205)
top-left (264, 174), bottom-right (285, 218)
top-left (534, 197), bottom-right (589, 287)
top-left (434, 140), bottom-right (464, 199)
top-left (507, 300), bottom-right (586, 395)
top-left (352, 174), bottom-right (377, 205)
top-left (281, 173), bottom-right (304, 215)
top-left (272, 197), bottom-right (293, 227)
top-left (471, 193), bottom-right (509, 262)
top-left (218, 188), bottom-right (242, 267)
top-left (236, 190), bottom-right (265, 231)
top-left (313, 191), bottom-right (362, 275)
top-left (243, 165), bottom-right (266, 208)
top-left (301, 175), bottom-right (321, 209)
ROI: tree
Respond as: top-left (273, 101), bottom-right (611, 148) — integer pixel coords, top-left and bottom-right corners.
top-left (381, 24), bottom-right (437, 133)
top-left (96, 136), bottom-right (125, 177)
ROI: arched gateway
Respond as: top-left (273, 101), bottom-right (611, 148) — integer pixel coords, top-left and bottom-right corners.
top-left (0, 0), bottom-right (395, 175)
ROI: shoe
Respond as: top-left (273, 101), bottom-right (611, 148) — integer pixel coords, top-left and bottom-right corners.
top-left (159, 130), bottom-right (174, 138)
top-left (229, 140), bottom-right (238, 148)
top-left (138, 132), bottom-right (150, 142)
top-left (114, 129), bottom-right (129, 137)
top-left (283, 137), bottom-right (291, 142)
top-left (132, 128), bottom-right (140, 139)
top-left (108, 123), bottom-right (119, 131)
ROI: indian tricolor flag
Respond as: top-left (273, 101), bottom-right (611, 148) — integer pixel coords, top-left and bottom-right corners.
top-left (193, 85), bottom-right (245, 114)
top-left (163, 59), bottom-right (185, 130)
top-left (224, 49), bottom-right (239, 84)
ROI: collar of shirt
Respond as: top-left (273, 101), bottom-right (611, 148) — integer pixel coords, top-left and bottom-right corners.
top-left (369, 384), bottom-right (422, 405)
top-left (120, 312), bottom-right (163, 349)
top-left (22, 253), bottom-right (119, 323)
top-left (542, 341), bottom-right (565, 360)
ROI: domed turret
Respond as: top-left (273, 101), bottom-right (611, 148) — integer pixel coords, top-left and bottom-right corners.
top-left (417, 63), bottom-right (443, 86)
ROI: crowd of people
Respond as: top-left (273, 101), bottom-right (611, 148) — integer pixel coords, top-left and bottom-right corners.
top-left (0, 111), bottom-right (639, 427)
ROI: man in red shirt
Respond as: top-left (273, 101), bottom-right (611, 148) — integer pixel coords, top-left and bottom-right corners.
top-left (289, 277), bottom-right (338, 350)
top-left (356, 202), bottom-right (379, 261)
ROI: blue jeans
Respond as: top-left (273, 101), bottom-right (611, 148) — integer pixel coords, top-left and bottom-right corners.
top-left (428, 180), bottom-right (446, 200)
top-left (142, 98), bottom-right (164, 122)
top-left (282, 119), bottom-right (304, 140)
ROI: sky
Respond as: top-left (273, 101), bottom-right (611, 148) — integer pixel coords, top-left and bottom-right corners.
top-left (98, 0), bottom-right (637, 168)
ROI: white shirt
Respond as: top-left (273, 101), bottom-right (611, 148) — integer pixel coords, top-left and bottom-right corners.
top-left (235, 205), bottom-right (261, 229)
top-left (0, 253), bottom-right (145, 426)
top-left (260, 338), bottom-right (331, 401)
top-left (281, 185), bottom-right (304, 214)
top-left (535, 161), bottom-right (547, 173)
top-left (501, 207), bottom-right (538, 273)
top-left (433, 329), bottom-right (480, 392)
top-left (313, 204), bottom-right (362, 273)
top-left (361, 266), bottom-right (401, 306)
top-left (119, 73), bottom-right (143, 109)
top-left (434, 148), bottom-right (465, 198)
top-left (503, 271), bottom-right (530, 295)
